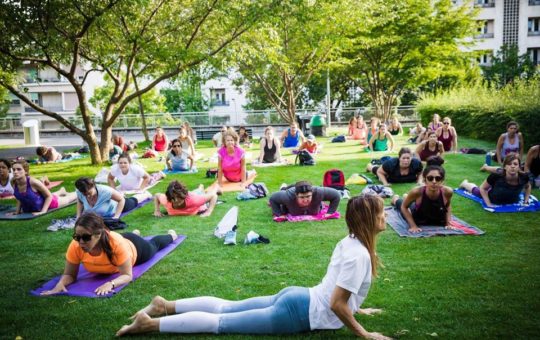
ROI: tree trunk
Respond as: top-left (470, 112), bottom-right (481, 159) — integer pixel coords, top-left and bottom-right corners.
top-left (132, 71), bottom-right (150, 141)
top-left (100, 126), bottom-right (113, 162)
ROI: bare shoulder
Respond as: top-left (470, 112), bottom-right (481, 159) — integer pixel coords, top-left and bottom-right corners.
top-left (443, 186), bottom-right (454, 197)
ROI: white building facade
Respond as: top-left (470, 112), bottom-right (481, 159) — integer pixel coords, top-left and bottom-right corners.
top-left (465, 0), bottom-right (540, 66)
top-left (202, 76), bottom-right (248, 126)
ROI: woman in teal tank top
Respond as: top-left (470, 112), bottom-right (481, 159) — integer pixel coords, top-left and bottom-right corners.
top-left (369, 123), bottom-right (394, 152)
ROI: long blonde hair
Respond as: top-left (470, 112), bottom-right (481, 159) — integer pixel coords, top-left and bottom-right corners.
top-left (345, 194), bottom-right (384, 276)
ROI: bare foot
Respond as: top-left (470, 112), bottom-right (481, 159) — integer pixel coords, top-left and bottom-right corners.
top-left (168, 230), bottom-right (178, 241)
top-left (56, 187), bottom-right (67, 197)
top-left (130, 295), bottom-right (168, 319)
top-left (459, 179), bottom-right (468, 189)
top-left (117, 311), bottom-right (158, 336)
top-left (391, 195), bottom-right (400, 206)
top-left (132, 229), bottom-right (141, 236)
top-left (479, 164), bottom-right (487, 172)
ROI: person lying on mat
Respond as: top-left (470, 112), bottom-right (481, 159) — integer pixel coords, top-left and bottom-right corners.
top-left (108, 153), bottom-right (165, 192)
top-left (36, 145), bottom-right (62, 163)
top-left (116, 195), bottom-right (391, 339)
top-left (366, 147), bottom-right (423, 186)
top-left (280, 122), bottom-right (305, 148)
top-left (166, 138), bottom-right (193, 171)
top-left (390, 162), bottom-right (453, 233)
top-left (217, 129), bottom-right (247, 188)
top-left (415, 132), bottom-right (444, 162)
top-left (269, 181), bottom-right (341, 219)
top-left (297, 134), bottom-right (318, 154)
top-left (368, 123), bottom-right (394, 152)
top-left (40, 212), bottom-right (178, 296)
top-left (408, 122), bottom-right (426, 144)
top-left (75, 177), bottom-right (152, 219)
top-left (258, 126), bottom-right (284, 164)
top-left (0, 158), bottom-right (14, 198)
top-left (525, 145), bottom-right (540, 188)
top-left (459, 153), bottom-right (531, 207)
top-left (8, 160), bottom-right (77, 216)
top-left (152, 127), bottom-right (169, 153)
top-left (154, 180), bottom-right (218, 218)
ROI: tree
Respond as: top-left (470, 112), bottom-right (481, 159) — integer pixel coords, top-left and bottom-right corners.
top-left (0, 0), bottom-right (273, 164)
top-left (343, 0), bottom-right (478, 122)
top-left (161, 68), bottom-right (212, 113)
top-left (231, 0), bottom-right (349, 123)
top-left (481, 44), bottom-right (537, 88)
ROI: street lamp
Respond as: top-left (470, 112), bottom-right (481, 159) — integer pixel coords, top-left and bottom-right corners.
top-left (231, 98), bottom-right (238, 124)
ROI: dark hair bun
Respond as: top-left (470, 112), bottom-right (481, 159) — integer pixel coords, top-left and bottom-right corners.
top-left (426, 155), bottom-right (445, 167)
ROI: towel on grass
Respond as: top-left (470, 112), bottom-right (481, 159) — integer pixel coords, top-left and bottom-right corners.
top-left (31, 235), bottom-right (186, 298)
top-left (0, 201), bottom-right (77, 220)
top-left (0, 180), bottom-right (63, 200)
top-left (273, 203), bottom-right (340, 222)
top-left (454, 188), bottom-right (540, 213)
top-left (209, 171), bottom-right (257, 193)
top-left (385, 207), bottom-right (484, 238)
top-left (251, 160), bottom-right (290, 167)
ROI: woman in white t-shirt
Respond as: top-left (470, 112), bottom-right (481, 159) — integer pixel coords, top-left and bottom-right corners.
top-left (108, 153), bottom-right (164, 192)
top-left (0, 159), bottom-right (14, 198)
top-left (117, 195), bottom-right (390, 339)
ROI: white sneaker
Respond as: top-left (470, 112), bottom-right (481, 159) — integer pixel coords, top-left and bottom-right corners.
top-left (47, 219), bottom-right (63, 232)
top-left (244, 230), bottom-right (260, 245)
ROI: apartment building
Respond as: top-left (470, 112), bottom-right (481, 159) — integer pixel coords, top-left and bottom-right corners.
top-left (7, 63), bottom-right (102, 129)
top-left (464, 0), bottom-right (540, 66)
top-left (202, 76), bottom-right (247, 126)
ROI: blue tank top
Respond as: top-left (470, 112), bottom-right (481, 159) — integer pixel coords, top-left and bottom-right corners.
top-left (283, 129), bottom-right (300, 148)
top-left (13, 176), bottom-right (45, 213)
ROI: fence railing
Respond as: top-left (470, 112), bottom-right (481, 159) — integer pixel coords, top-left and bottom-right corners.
top-left (0, 106), bottom-right (418, 132)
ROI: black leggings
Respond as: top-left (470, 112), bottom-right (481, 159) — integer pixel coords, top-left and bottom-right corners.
top-left (122, 232), bottom-right (173, 265)
top-left (122, 197), bottom-right (139, 213)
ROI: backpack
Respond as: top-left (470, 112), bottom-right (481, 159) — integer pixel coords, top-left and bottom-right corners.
top-left (361, 185), bottom-right (394, 198)
top-left (206, 168), bottom-right (218, 178)
top-left (295, 150), bottom-right (315, 166)
top-left (247, 183), bottom-right (268, 198)
top-left (331, 135), bottom-right (346, 143)
top-left (323, 169), bottom-right (346, 190)
top-left (103, 218), bottom-right (128, 230)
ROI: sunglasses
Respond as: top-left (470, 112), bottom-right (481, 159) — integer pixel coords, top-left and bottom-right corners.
top-left (426, 175), bottom-right (443, 182)
top-left (443, 122), bottom-right (450, 125)
top-left (72, 233), bottom-right (94, 242)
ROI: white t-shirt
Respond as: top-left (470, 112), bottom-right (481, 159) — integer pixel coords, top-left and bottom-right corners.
top-left (213, 132), bottom-right (223, 147)
top-left (110, 164), bottom-right (146, 191)
top-left (308, 235), bottom-right (372, 330)
top-left (0, 173), bottom-right (14, 197)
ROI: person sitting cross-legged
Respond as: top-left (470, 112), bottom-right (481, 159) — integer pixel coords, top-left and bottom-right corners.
top-left (269, 180), bottom-right (341, 219)
top-left (116, 194), bottom-right (391, 339)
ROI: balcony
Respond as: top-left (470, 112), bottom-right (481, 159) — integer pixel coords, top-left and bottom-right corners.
top-left (475, 1), bottom-right (495, 7)
top-left (23, 77), bottom-right (67, 84)
top-left (213, 100), bottom-right (230, 107)
top-left (475, 33), bottom-right (494, 39)
top-left (530, 0), bottom-right (540, 5)
top-left (24, 106), bottom-right (64, 113)
top-left (529, 31), bottom-right (540, 36)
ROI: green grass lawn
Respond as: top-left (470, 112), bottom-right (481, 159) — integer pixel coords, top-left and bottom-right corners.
top-left (0, 132), bottom-right (539, 339)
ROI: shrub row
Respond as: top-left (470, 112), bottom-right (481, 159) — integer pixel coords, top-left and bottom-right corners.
top-left (416, 77), bottom-right (540, 149)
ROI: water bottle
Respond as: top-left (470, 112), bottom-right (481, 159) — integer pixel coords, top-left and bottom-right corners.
top-left (485, 152), bottom-right (492, 166)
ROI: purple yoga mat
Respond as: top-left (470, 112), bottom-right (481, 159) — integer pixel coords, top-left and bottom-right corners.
top-left (31, 235), bottom-right (186, 298)
top-left (120, 197), bottom-right (152, 218)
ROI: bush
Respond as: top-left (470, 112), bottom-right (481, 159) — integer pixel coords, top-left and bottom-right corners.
top-left (416, 77), bottom-right (540, 149)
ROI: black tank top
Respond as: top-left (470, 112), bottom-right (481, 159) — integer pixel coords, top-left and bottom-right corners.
top-left (531, 150), bottom-right (540, 177)
top-left (413, 187), bottom-right (447, 226)
top-left (263, 138), bottom-right (277, 163)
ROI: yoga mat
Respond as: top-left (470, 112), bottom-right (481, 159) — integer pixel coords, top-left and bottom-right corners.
top-left (31, 154), bottom-right (85, 164)
top-left (0, 201), bottom-right (77, 220)
top-left (273, 204), bottom-right (340, 223)
top-left (209, 172), bottom-right (257, 192)
top-left (31, 235), bottom-right (186, 298)
top-left (120, 181), bottom-right (161, 195)
top-left (0, 180), bottom-right (63, 200)
top-left (251, 160), bottom-right (290, 167)
top-left (163, 167), bottom-right (198, 175)
top-left (119, 198), bottom-right (153, 218)
top-left (385, 207), bottom-right (484, 238)
top-left (454, 188), bottom-right (540, 213)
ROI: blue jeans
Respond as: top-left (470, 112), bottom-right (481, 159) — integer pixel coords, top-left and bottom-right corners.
top-left (218, 286), bottom-right (311, 334)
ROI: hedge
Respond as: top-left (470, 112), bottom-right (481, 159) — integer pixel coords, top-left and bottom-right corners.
top-left (416, 77), bottom-right (540, 149)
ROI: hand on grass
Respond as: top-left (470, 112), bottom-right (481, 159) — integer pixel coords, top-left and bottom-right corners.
top-left (153, 210), bottom-right (163, 217)
top-left (363, 331), bottom-right (393, 340)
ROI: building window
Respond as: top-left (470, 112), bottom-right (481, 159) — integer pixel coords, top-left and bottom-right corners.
top-left (529, 18), bottom-right (540, 35)
top-left (475, 0), bottom-right (494, 7)
top-left (478, 51), bottom-right (493, 66)
top-left (530, 0), bottom-right (540, 6)
top-left (211, 89), bottom-right (229, 106)
top-left (476, 20), bottom-right (494, 38)
top-left (529, 48), bottom-right (540, 65)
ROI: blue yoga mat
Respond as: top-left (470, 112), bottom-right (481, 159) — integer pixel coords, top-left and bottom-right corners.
top-left (385, 207), bottom-right (485, 238)
top-left (31, 235), bottom-right (186, 298)
top-left (0, 201), bottom-right (77, 220)
top-left (163, 167), bottom-right (198, 174)
top-left (454, 188), bottom-right (540, 213)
